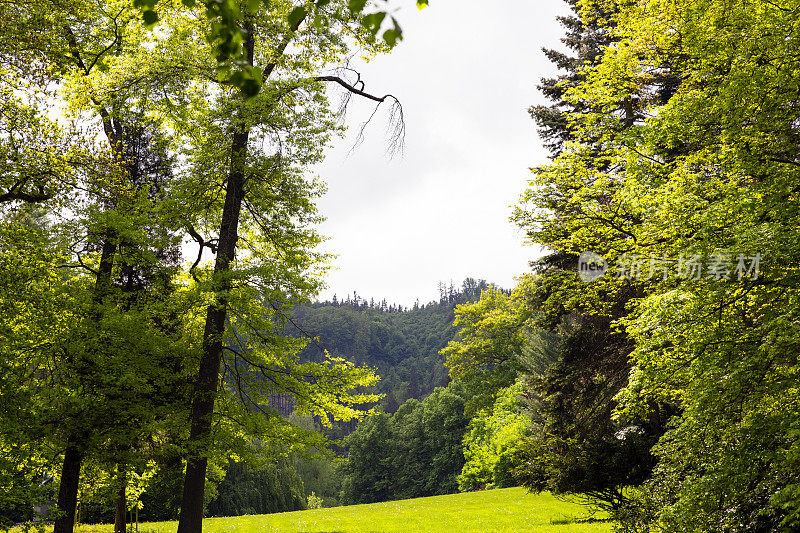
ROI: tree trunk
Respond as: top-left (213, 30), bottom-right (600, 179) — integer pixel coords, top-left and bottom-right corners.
top-left (114, 466), bottom-right (127, 533)
top-left (52, 234), bottom-right (118, 533)
top-left (177, 92), bottom-right (252, 533)
top-left (53, 445), bottom-right (82, 533)
top-left (176, 126), bottom-right (249, 533)
top-left (50, 32), bottom-right (129, 533)
top-left (176, 19), bottom-right (258, 533)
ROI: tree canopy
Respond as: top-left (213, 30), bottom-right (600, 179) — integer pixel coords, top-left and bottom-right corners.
top-left (513, 0), bottom-right (800, 530)
top-left (0, 0), bottom-right (405, 531)
top-left (134, 0), bottom-right (431, 96)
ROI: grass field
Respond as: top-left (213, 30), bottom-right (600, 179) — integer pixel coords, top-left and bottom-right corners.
top-left (66, 487), bottom-right (613, 533)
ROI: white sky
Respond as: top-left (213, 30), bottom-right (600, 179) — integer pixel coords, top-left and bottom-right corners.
top-left (314, 0), bottom-right (571, 306)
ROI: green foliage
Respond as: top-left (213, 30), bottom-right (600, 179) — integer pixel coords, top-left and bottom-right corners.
top-left (0, 108), bottom-right (194, 527)
top-left (206, 459), bottom-right (306, 517)
top-left (135, 0), bottom-right (432, 95)
top-left (0, 0), bottom-right (397, 528)
top-left (441, 279), bottom-right (542, 415)
top-left (514, 0), bottom-right (800, 530)
top-left (442, 284), bottom-right (527, 380)
top-left (527, 0), bottom-right (617, 156)
top-left (457, 380), bottom-right (529, 491)
top-left (292, 293), bottom-right (467, 412)
top-left (136, 459), bottom-right (184, 522)
top-left (340, 413), bottom-right (394, 504)
top-left (438, 268), bottom-right (659, 512)
top-left (305, 492), bottom-right (323, 509)
top-left (292, 455), bottom-right (345, 508)
top-left (341, 380), bottom-right (471, 504)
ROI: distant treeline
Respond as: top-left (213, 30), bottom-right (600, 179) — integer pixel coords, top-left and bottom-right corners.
top-left (290, 278), bottom-right (500, 415)
top-left (319, 278), bottom-right (496, 312)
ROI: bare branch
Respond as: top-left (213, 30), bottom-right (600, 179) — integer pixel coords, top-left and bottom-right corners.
top-left (314, 75), bottom-right (405, 156)
top-left (314, 76), bottom-right (392, 104)
top-left (186, 223), bottom-right (217, 283)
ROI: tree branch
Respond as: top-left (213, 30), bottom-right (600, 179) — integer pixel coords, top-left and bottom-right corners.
top-left (314, 75), bottom-right (405, 155)
top-left (186, 223), bottom-right (217, 283)
top-left (314, 75), bottom-right (395, 104)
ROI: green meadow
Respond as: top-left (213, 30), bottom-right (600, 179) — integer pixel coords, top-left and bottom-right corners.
top-left (65, 488), bottom-right (612, 533)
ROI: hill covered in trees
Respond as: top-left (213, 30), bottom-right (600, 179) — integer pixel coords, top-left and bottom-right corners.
top-left (290, 278), bottom-right (494, 415)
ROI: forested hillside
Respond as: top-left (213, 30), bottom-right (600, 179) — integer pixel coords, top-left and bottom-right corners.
top-left (291, 278), bottom-right (493, 414)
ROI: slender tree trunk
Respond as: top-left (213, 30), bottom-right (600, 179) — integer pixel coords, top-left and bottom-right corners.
top-left (177, 87), bottom-right (252, 533)
top-left (114, 487), bottom-right (126, 533)
top-left (114, 466), bottom-right (127, 533)
top-left (53, 444), bottom-right (82, 533)
top-left (176, 15), bottom-right (327, 532)
top-left (53, 30), bottom-right (131, 533)
top-left (53, 236), bottom-right (117, 533)
top-left (177, 126), bottom-right (249, 533)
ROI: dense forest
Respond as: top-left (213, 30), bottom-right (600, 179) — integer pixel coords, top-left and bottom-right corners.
top-left (291, 278), bottom-right (492, 414)
top-left (0, 1), bottom-right (415, 532)
top-left (3, 0), bottom-right (800, 532)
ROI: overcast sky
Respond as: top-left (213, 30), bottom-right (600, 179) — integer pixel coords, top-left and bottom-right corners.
top-left (314, 0), bottom-right (571, 306)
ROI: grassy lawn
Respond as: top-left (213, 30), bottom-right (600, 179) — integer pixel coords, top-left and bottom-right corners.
top-left (66, 487), bottom-right (612, 533)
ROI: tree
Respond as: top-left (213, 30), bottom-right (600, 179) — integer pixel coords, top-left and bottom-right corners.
top-left (0, 2), bottom-right (391, 532)
top-left (134, 0), bottom-right (431, 96)
top-left (341, 380), bottom-right (470, 504)
top-left (513, 297), bottom-right (669, 514)
top-left (528, 0), bottom-right (616, 155)
top-left (340, 413), bottom-right (395, 504)
top-left (503, 0), bottom-right (686, 518)
top-left (172, 3), bottom-right (405, 530)
top-left (438, 267), bottom-right (661, 510)
top-left (514, 0), bottom-right (800, 529)
top-left (441, 280), bottom-right (533, 415)
top-left (206, 458), bottom-right (306, 517)
top-left (0, 2), bottom-right (197, 526)
top-left (458, 379), bottom-right (528, 491)
top-left (0, 209), bottom-right (68, 528)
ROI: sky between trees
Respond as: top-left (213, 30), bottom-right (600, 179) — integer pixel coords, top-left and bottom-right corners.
top-left (315, 0), bottom-right (572, 306)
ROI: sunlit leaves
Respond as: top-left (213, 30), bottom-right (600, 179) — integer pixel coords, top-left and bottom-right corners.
top-left (132, 0), bottom-right (431, 96)
top-left (514, 0), bottom-right (800, 529)
top-left (287, 6), bottom-right (307, 29)
top-left (441, 282), bottom-right (533, 382)
top-left (1, 0), bottom-right (401, 522)
top-left (458, 380), bottom-right (528, 491)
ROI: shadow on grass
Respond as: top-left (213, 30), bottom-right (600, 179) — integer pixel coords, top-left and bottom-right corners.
top-left (550, 514), bottom-right (612, 525)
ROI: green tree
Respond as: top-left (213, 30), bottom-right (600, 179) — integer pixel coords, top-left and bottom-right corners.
top-left (504, 0), bottom-right (686, 519)
top-left (206, 458), bottom-right (306, 517)
top-left (135, 0), bottom-right (431, 95)
top-left (458, 380), bottom-right (528, 491)
top-left (340, 413), bottom-right (395, 504)
top-left (0, 2), bottom-right (207, 530)
top-left (441, 279), bottom-right (540, 416)
top-left (0, 3), bottom-right (391, 532)
top-left (170, 2), bottom-right (403, 528)
top-left (515, 0), bottom-right (800, 530)
top-left (341, 380), bottom-right (470, 504)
